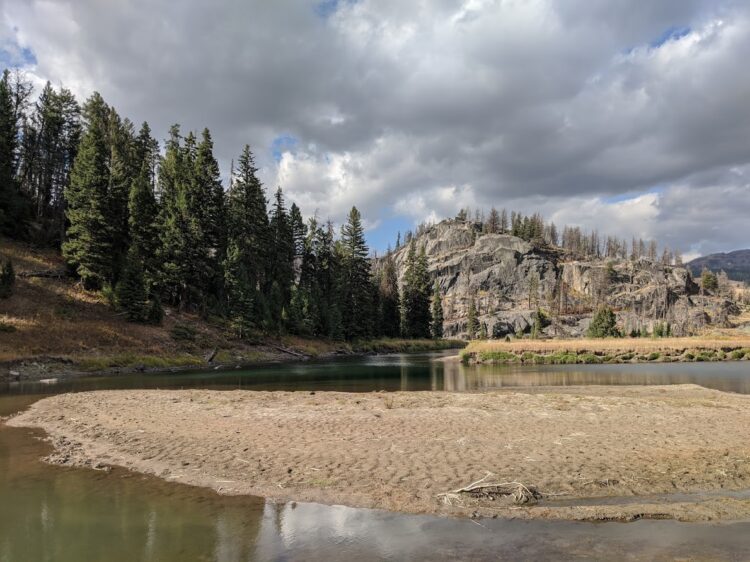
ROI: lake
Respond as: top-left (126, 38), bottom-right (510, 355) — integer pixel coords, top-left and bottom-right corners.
top-left (2, 353), bottom-right (750, 561)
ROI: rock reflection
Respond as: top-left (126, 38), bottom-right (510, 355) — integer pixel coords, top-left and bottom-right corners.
top-left (442, 361), bottom-right (750, 394)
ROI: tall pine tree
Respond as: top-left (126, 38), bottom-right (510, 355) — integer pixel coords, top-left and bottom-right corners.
top-left (340, 206), bottom-right (373, 340)
top-left (377, 253), bottom-right (401, 337)
top-left (223, 145), bottom-right (270, 335)
top-left (62, 93), bottom-right (115, 289)
top-left (401, 240), bottom-right (431, 338)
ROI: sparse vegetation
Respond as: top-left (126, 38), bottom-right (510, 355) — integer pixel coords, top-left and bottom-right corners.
top-left (462, 337), bottom-right (750, 365)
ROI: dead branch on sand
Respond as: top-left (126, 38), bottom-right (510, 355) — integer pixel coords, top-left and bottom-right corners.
top-left (438, 472), bottom-right (543, 506)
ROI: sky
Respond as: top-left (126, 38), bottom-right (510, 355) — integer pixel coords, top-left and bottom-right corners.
top-left (2, 0), bottom-right (750, 258)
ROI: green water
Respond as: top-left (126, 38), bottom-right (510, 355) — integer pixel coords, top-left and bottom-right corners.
top-left (2, 353), bottom-right (750, 561)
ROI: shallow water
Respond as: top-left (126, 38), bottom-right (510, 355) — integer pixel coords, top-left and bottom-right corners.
top-left (2, 353), bottom-right (750, 561)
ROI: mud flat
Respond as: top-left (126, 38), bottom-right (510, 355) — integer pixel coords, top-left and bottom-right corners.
top-left (8, 385), bottom-right (750, 522)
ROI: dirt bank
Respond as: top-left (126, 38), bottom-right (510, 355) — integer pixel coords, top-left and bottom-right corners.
top-left (8, 385), bottom-right (750, 522)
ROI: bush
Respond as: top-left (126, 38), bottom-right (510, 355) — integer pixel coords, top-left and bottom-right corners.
top-left (171, 323), bottom-right (197, 341)
top-left (0, 321), bottom-right (16, 333)
top-left (587, 306), bottom-right (621, 338)
top-left (0, 259), bottom-right (15, 299)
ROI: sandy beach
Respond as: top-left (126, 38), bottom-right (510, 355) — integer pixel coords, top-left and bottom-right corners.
top-left (8, 385), bottom-right (750, 522)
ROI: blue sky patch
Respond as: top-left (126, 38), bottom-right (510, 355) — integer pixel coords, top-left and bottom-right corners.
top-left (602, 186), bottom-right (664, 204)
top-left (650, 26), bottom-right (691, 48)
top-left (314, 0), bottom-right (340, 19)
top-left (365, 215), bottom-right (413, 254)
top-left (0, 41), bottom-right (37, 68)
top-left (271, 134), bottom-right (299, 162)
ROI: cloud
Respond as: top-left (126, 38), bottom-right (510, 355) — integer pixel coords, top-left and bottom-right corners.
top-left (2, 0), bottom-right (750, 255)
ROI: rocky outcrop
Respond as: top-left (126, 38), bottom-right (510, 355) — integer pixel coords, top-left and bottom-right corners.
top-left (385, 220), bottom-right (740, 339)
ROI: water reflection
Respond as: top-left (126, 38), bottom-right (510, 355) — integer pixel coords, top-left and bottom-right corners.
top-left (443, 361), bottom-right (750, 394)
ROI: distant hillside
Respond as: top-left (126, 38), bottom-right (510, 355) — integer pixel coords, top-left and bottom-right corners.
top-left (688, 250), bottom-right (750, 283)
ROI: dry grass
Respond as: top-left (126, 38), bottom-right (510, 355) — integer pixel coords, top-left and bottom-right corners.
top-left (0, 238), bottom-right (463, 372)
top-left (464, 336), bottom-right (750, 356)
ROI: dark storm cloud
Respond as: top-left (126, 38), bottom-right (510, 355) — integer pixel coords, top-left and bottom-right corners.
top-left (3, 0), bottom-right (749, 254)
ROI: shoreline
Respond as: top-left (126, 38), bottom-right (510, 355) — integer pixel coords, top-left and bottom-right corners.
top-left (8, 385), bottom-right (750, 523)
top-left (461, 336), bottom-right (750, 365)
top-left (1, 338), bottom-right (465, 383)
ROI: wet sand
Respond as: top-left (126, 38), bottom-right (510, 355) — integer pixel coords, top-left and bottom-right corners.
top-left (8, 384), bottom-right (750, 522)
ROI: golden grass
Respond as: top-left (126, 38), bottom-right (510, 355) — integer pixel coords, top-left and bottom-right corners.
top-left (464, 336), bottom-right (750, 356)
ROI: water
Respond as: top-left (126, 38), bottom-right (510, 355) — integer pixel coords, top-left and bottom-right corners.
top-left (2, 353), bottom-right (750, 561)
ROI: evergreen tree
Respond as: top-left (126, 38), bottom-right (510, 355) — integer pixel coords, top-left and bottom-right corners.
top-left (0, 259), bottom-right (14, 299)
top-left (401, 240), bottom-right (431, 338)
top-left (115, 247), bottom-right (148, 322)
top-left (223, 240), bottom-right (255, 337)
top-left (268, 188), bottom-right (294, 332)
top-left (157, 125), bottom-right (193, 306)
top-left (377, 253), bottom-right (401, 337)
top-left (467, 295), bottom-right (478, 339)
top-left (62, 93), bottom-right (115, 289)
top-left (340, 206), bottom-right (373, 339)
top-left (430, 281), bottom-right (444, 338)
top-left (587, 306), bottom-right (620, 338)
top-left (485, 207), bottom-right (500, 234)
top-left (701, 268), bottom-right (718, 293)
top-left (0, 70), bottom-right (31, 237)
top-left (191, 128), bottom-right (226, 308)
top-left (106, 110), bottom-right (135, 282)
top-left (223, 145), bottom-right (270, 334)
top-left (17, 81), bottom-right (80, 243)
top-left (128, 160), bottom-right (160, 285)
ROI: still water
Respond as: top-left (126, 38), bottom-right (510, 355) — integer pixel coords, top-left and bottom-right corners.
top-left (2, 353), bottom-right (750, 561)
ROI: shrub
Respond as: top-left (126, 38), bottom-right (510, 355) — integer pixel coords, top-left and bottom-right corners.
top-left (171, 323), bottom-right (197, 341)
top-left (0, 321), bottom-right (16, 333)
top-left (587, 306), bottom-right (621, 338)
top-left (0, 259), bottom-right (15, 299)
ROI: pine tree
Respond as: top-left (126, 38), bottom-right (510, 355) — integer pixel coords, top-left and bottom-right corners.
top-left (485, 207), bottom-right (500, 234)
top-left (191, 128), bottom-right (226, 308)
top-left (587, 306), bottom-right (620, 338)
top-left (223, 146), bottom-right (270, 334)
top-left (340, 206), bottom-right (373, 340)
top-left (377, 253), bottom-right (401, 337)
top-left (17, 81), bottom-right (80, 243)
top-left (128, 161), bottom-right (159, 285)
top-left (0, 70), bottom-right (33, 237)
top-left (106, 110), bottom-right (135, 282)
top-left (467, 295), bottom-right (478, 339)
top-left (268, 188), bottom-right (294, 332)
top-left (430, 281), bottom-right (444, 339)
top-left (115, 247), bottom-right (148, 322)
top-left (401, 240), bottom-right (431, 338)
top-left (62, 93), bottom-right (115, 289)
top-left (157, 125), bottom-right (193, 306)
top-left (223, 240), bottom-right (255, 337)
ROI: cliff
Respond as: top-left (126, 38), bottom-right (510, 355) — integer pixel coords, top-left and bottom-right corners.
top-left (386, 220), bottom-right (740, 339)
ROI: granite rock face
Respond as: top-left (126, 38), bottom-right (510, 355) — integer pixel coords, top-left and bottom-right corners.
top-left (385, 220), bottom-right (739, 339)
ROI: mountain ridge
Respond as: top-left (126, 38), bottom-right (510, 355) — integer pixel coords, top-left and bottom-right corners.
top-left (687, 250), bottom-right (750, 283)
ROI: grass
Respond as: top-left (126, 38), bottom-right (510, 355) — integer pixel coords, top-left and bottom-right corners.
top-left (351, 338), bottom-right (466, 354)
top-left (0, 239), bottom-right (466, 375)
top-left (76, 353), bottom-right (205, 372)
top-left (461, 337), bottom-right (750, 364)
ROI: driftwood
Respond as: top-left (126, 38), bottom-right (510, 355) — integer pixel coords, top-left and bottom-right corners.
top-left (205, 348), bottom-right (218, 363)
top-left (438, 472), bottom-right (542, 506)
top-left (18, 269), bottom-right (68, 279)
